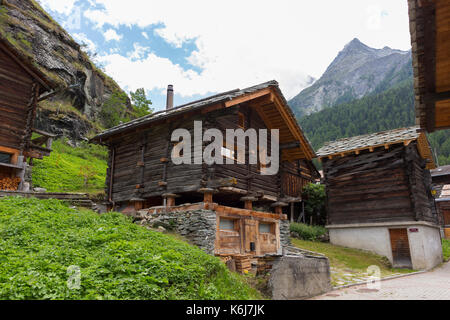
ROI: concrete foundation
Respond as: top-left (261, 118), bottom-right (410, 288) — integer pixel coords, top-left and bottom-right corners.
top-left (268, 254), bottom-right (332, 300)
top-left (328, 221), bottom-right (443, 270)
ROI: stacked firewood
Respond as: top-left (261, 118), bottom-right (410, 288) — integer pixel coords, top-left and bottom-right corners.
top-left (0, 177), bottom-right (21, 191)
top-left (234, 256), bottom-right (252, 273)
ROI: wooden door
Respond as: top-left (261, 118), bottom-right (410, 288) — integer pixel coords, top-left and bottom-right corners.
top-left (443, 209), bottom-right (450, 239)
top-left (389, 228), bottom-right (412, 268)
top-left (443, 209), bottom-right (450, 226)
top-left (244, 219), bottom-right (258, 254)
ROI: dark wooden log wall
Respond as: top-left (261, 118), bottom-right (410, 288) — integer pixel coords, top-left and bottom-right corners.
top-left (323, 143), bottom-right (438, 225)
top-left (106, 103), bottom-right (317, 204)
top-left (107, 117), bottom-right (205, 203)
top-left (281, 160), bottom-right (315, 198)
top-left (213, 105), bottom-right (279, 198)
top-left (0, 45), bottom-right (38, 152)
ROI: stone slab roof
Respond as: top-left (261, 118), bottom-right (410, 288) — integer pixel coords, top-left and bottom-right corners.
top-left (317, 127), bottom-right (422, 157)
top-left (92, 80), bottom-right (279, 141)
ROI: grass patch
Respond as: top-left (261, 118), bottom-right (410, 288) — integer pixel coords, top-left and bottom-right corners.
top-left (0, 197), bottom-right (261, 300)
top-left (290, 223), bottom-right (327, 241)
top-left (443, 239), bottom-right (450, 262)
top-left (33, 139), bottom-right (108, 194)
top-left (291, 238), bottom-right (414, 286)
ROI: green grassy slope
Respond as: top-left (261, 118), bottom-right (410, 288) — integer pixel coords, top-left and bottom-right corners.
top-left (32, 139), bottom-right (107, 195)
top-left (0, 197), bottom-right (260, 300)
top-left (443, 239), bottom-right (450, 262)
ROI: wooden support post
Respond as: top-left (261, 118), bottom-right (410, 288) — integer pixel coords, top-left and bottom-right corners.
top-left (162, 193), bottom-right (179, 207)
top-left (240, 196), bottom-right (258, 211)
top-left (271, 201), bottom-right (288, 215)
top-left (130, 197), bottom-right (145, 211)
top-left (198, 188), bottom-right (217, 204)
top-left (290, 202), bottom-right (294, 223)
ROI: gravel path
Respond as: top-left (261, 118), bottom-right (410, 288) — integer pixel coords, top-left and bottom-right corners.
top-left (312, 262), bottom-right (450, 300)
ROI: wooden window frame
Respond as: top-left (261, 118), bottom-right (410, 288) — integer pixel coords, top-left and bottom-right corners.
top-left (0, 152), bottom-right (12, 164)
top-left (219, 217), bottom-right (239, 232)
top-left (222, 141), bottom-right (246, 164)
top-left (258, 222), bottom-right (275, 235)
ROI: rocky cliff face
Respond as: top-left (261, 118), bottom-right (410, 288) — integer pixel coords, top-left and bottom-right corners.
top-left (289, 38), bottom-right (412, 118)
top-left (0, 0), bottom-right (128, 140)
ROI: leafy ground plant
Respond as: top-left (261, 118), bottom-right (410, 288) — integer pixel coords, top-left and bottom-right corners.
top-left (443, 239), bottom-right (450, 262)
top-left (290, 223), bottom-right (327, 241)
top-left (0, 197), bottom-right (260, 300)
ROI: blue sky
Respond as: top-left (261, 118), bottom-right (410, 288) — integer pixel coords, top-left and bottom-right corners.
top-left (37, 0), bottom-right (412, 112)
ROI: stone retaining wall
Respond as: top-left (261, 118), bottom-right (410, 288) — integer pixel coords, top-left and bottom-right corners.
top-left (280, 220), bottom-right (291, 249)
top-left (139, 209), bottom-right (217, 255)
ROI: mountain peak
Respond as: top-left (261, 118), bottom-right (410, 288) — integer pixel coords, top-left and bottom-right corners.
top-left (288, 39), bottom-right (413, 118)
top-left (343, 38), bottom-right (370, 52)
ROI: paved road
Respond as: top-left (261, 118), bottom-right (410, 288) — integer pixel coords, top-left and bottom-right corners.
top-left (312, 262), bottom-right (450, 300)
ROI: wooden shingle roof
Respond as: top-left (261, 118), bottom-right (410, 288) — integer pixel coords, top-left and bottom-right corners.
top-left (92, 80), bottom-right (316, 161)
top-left (317, 126), bottom-right (436, 169)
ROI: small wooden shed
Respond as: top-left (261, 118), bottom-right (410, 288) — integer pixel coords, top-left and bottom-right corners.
top-left (318, 127), bottom-right (443, 270)
top-left (0, 37), bottom-right (56, 191)
top-left (408, 0), bottom-right (450, 132)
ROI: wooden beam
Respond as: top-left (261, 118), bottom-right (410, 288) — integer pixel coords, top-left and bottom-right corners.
top-left (270, 91), bottom-right (315, 160)
top-left (280, 142), bottom-right (301, 150)
top-left (425, 91), bottom-right (450, 103)
top-left (224, 88), bottom-right (272, 108)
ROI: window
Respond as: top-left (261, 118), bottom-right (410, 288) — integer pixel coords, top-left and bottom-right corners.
top-left (0, 152), bottom-right (11, 164)
top-left (221, 143), bottom-right (246, 164)
top-left (221, 146), bottom-right (235, 160)
top-left (259, 223), bottom-right (273, 234)
top-left (219, 218), bottom-right (236, 231)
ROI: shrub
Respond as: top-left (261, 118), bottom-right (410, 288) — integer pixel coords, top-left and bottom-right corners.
top-left (290, 223), bottom-right (327, 242)
top-left (302, 183), bottom-right (327, 225)
top-left (0, 197), bottom-right (260, 300)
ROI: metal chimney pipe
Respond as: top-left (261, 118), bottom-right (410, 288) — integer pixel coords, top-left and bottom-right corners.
top-left (166, 85), bottom-right (174, 110)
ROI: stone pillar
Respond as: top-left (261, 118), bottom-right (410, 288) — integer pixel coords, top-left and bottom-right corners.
top-left (240, 196), bottom-right (258, 210)
top-left (271, 202), bottom-right (288, 215)
top-left (162, 193), bottom-right (179, 207)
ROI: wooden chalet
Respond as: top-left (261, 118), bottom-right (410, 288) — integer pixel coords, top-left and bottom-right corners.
top-left (431, 165), bottom-right (450, 239)
top-left (318, 127), bottom-right (443, 270)
top-left (0, 37), bottom-right (57, 191)
top-left (92, 80), bottom-right (319, 258)
top-left (408, 0), bottom-right (450, 132)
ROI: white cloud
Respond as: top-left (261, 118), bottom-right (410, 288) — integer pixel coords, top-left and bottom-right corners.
top-left (127, 43), bottom-right (151, 61)
top-left (103, 29), bottom-right (123, 42)
top-left (84, 0), bottom-right (410, 99)
top-left (37, 0), bottom-right (77, 15)
top-left (142, 32), bottom-right (149, 40)
top-left (72, 33), bottom-right (97, 53)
